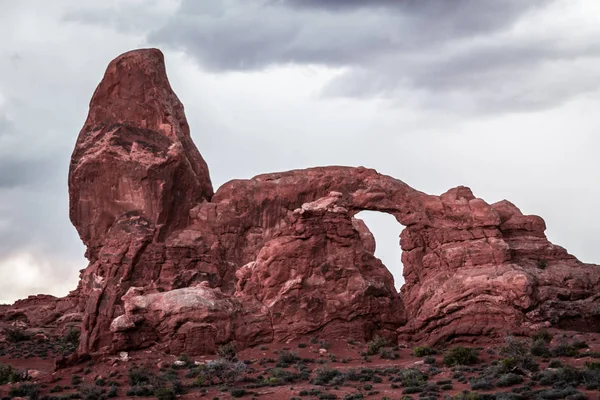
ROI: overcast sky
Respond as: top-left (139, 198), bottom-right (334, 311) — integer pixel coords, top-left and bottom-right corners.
top-left (1, 0), bottom-right (599, 304)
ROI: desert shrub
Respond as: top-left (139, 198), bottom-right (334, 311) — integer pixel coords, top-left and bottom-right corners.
top-left (127, 366), bottom-right (152, 386)
top-left (537, 260), bottom-right (548, 269)
top-left (495, 393), bottom-right (525, 400)
top-left (9, 383), bottom-right (40, 400)
top-left (346, 368), bottom-right (378, 382)
top-left (585, 361), bottom-right (600, 370)
top-left (424, 356), bottom-right (436, 365)
top-left (170, 380), bottom-right (185, 395)
top-left (217, 342), bottom-right (237, 361)
top-left (312, 368), bottom-right (345, 386)
top-left (443, 347), bottom-right (479, 367)
top-left (499, 355), bottom-right (538, 374)
top-left (126, 385), bottom-right (154, 397)
top-left (4, 327), bottom-right (31, 342)
top-left (450, 392), bottom-right (485, 400)
top-left (266, 367), bottom-right (308, 384)
top-left (379, 348), bottom-right (398, 360)
top-left (277, 349), bottom-right (300, 367)
top-left (398, 368), bottom-right (427, 388)
top-left (550, 340), bottom-right (588, 357)
top-left (500, 336), bottom-right (529, 358)
top-left (64, 327), bottom-right (81, 345)
top-left (343, 394), bottom-right (363, 400)
top-left (531, 329), bottom-right (552, 343)
top-left (197, 359), bottom-right (247, 385)
top-left (533, 365), bottom-right (583, 386)
top-left (580, 367), bottom-right (600, 390)
top-left (366, 336), bottom-right (388, 356)
top-left (531, 339), bottom-right (551, 357)
top-left (533, 387), bottom-right (582, 400)
top-left (496, 373), bottom-right (523, 387)
top-left (78, 385), bottom-right (106, 400)
top-left (50, 385), bottom-right (63, 393)
top-left (71, 375), bottom-right (83, 386)
top-left (0, 363), bottom-right (23, 385)
top-left (230, 388), bottom-right (247, 398)
top-left (107, 385), bottom-right (118, 398)
top-left (470, 377), bottom-right (493, 390)
top-left (548, 359), bottom-right (563, 368)
top-left (154, 387), bottom-right (176, 400)
top-left (413, 346), bottom-right (437, 357)
top-left (317, 393), bottom-right (337, 400)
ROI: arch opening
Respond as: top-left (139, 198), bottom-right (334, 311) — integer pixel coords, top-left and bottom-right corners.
top-left (354, 210), bottom-right (405, 291)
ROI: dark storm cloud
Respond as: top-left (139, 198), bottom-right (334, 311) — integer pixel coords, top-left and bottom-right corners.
top-left (150, 0), bottom-right (549, 71)
top-left (145, 0), bottom-right (600, 113)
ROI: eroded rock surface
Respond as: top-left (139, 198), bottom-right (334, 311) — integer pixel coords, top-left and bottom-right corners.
top-left (3, 48), bottom-right (599, 359)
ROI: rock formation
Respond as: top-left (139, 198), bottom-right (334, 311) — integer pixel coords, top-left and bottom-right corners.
top-left (2, 48), bottom-right (600, 360)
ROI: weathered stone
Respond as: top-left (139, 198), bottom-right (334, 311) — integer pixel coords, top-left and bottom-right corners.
top-left (3, 48), bottom-right (600, 360)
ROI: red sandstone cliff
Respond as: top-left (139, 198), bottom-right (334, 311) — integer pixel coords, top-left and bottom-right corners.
top-left (2, 49), bottom-right (599, 359)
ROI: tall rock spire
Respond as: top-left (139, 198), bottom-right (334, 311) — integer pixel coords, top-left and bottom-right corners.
top-left (69, 48), bottom-right (213, 257)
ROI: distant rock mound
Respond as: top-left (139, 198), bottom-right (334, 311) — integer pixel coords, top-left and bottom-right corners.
top-left (3, 49), bottom-right (599, 360)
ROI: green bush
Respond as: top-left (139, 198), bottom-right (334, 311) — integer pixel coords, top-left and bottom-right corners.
top-left (126, 385), bottom-right (154, 396)
top-left (277, 349), bottom-right (300, 367)
top-left (230, 388), bottom-right (247, 398)
top-left (127, 366), bottom-right (152, 386)
top-left (548, 359), bottom-right (562, 368)
top-left (551, 342), bottom-right (582, 357)
top-left (107, 385), bottom-right (118, 398)
top-left (64, 327), bottom-right (81, 345)
top-left (530, 339), bottom-right (551, 357)
top-left (379, 348), bottom-right (398, 360)
top-left (586, 361), bottom-right (600, 370)
top-left (311, 368), bottom-right (345, 386)
top-left (71, 375), bottom-right (83, 386)
top-left (217, 342), bottom-right (237, 361)
top-left (496, 373), bottom-right (523, 387)
top-left (531, 328), bottom-right (552, 343)
top-left (413, 346), bottom-right (437, 357)
top-left (196, 359), bottom-right (247, 385)
top-left (9, 383), bottom-right (40, 400)
top-left (469, 377), bottom-right (493, 390)
top-left (424, 356), bottom-right (436, 365)
top-left (443, 347), bottom-right (479, 367)
top-left (398, 368), bottom-right (427, 387)
top-left (366, 336), bottom-right (388, 356)
top-left (0, 363), bottom-right (23, 385)
top-left (154, 387), bottom-right (176, 400)
top-left (4, 327), bottom-right (31, 343)
top-left (79, 385), bottom-right (106, 400)
top-left (500, 336), bottom-right (528, 358)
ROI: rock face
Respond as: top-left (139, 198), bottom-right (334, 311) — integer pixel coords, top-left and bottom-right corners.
top-left (69, 48), bottom-right (213, 256)
top-left (3, 48), bottom-right (600, 359)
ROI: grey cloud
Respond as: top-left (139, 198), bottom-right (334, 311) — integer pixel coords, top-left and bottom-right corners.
top-left (0, 158), bottom-right (58, 188)
top-left (146, 0), bottom-right (600, 113)
top-left (323, 36), bottom-right (600, 113)
top-left (151, 0), bottom-right (549, 71)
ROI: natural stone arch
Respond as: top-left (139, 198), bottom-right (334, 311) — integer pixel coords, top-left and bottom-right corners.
top-left (354, 210), bottom-right (405, 291)
top-left (63, 49), bottom-right (600, 357)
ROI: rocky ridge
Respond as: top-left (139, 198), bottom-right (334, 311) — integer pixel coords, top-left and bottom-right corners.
top-left (1, 49), bottom-right (599, 361)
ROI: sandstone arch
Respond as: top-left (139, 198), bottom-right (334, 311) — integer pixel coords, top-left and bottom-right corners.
top-left (49, 49), bottom-right (600, 356)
